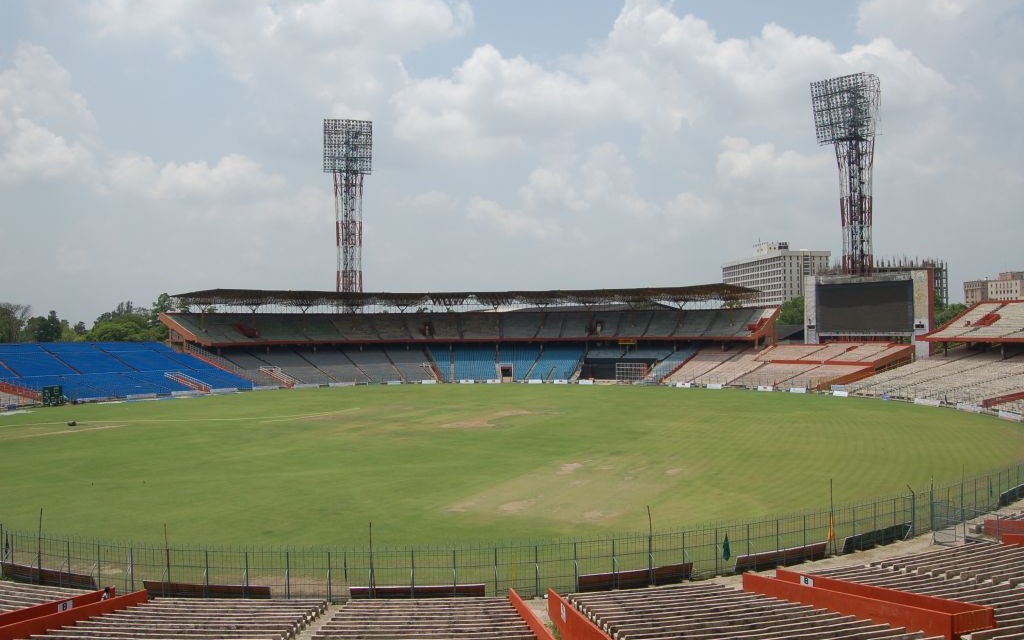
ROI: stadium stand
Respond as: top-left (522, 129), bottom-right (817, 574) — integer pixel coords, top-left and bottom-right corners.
top-left (384, 346), bottom-right (436, 382)
top-left (922, 301), bottom-right (1024, 343)
top-left (643, 344), bottom-right (698, 383)
top-left (497, 343), bottom-right (541, 380)
top-left (808, 541), bottom-right (1024, 637)
top-left (312, 597), bottom-right (534, 640)
top-left (0, 582), bottom-right (89, 614)
top-left (533, 312), bottom-right (565, 339)
top-left (346, 345), bottom-right (403, 382)
top-left (529, 344), bottom-right (584, 381)
top-left (0, 342), bottom-right (253, 401)
top-left (461, 312), bottom-right (501, 340)
top-left (501, 312), bottom-right (543, 339)
top-left (452, 343), bottom-right (498, 380)
top-left (297, 347), bottom-right (368, 384)
top-left (566, 580), bottom-right (941, 639)
top-left (848, 348), bottom-right (1024, 404)
top-left (644, 310), bottom-right (682, 337)
top-left (165, 305), bottom-right (777, 347)
top-left (29, 596), bottom-right (326, 640)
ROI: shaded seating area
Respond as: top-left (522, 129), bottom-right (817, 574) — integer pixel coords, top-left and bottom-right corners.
top-left (31, 596), bottom-right (326, 640)
top-left (313, 597), bottom-right (535, 640)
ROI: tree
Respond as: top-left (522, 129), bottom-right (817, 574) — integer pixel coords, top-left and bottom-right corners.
top-left (88, 315), bottom-right (157, 342)
top-left (0, 302), bottom-right (31, 342)
top-left (777, 296), bottom-right (805, 325)
top-left (149, 292), bottom-right (172, 341)
top-left (934, 301), bottom-right (968, 328)
top-left (87, 295), bottom-right (173, 342)
top-left (33, 310), bottom-right (63, 342)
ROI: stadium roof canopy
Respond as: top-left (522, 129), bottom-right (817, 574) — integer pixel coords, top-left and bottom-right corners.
top-left (172, 284), bottom-right (758, 312)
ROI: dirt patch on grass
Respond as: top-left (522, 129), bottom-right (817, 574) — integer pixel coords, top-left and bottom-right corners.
top-left (557, 462), bottom-right (583, 475)
top-left (442, 409), bottom-right (543, 429)
top-left (499, 499), bottom-right (537, 513)
top-left (665, 467), bottom-right (684, 476)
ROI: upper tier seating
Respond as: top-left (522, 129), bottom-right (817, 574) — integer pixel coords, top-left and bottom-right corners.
top-left (166, 307), bottom-right (777, 346)
top-left (501, 312), bottom-right (543, 339)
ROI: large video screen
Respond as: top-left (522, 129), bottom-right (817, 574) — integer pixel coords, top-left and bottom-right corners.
top-left (817, 279), bottom-right (914, 333)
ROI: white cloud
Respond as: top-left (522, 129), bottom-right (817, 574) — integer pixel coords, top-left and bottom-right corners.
top-left (400, 190), bottom-right (459, 212)
top-left (106, 153), bottom-right (287, 200)
top-left (0, 43), bottom-right (98, 183)
top-left (0, 118), bottom-right (94, 182)
top-left (466, 196), bottom-right (561, 240)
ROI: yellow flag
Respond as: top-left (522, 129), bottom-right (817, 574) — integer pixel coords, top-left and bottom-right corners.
top-left (828, 514), bottom-right (835, 541)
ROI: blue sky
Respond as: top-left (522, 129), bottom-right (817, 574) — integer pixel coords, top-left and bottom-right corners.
top-left (1, 0), bottom-right (1021, 323)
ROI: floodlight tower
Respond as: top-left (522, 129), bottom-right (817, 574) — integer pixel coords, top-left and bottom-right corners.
top-left (323, 118), bottom-right (372, 293)
top-left (810, 72), bottom-right (880, 276)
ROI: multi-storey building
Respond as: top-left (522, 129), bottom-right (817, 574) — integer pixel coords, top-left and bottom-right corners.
top-left (722, 242), bottom-right (830, 306)
top-left (964, 272), bottom-right (1024, 305)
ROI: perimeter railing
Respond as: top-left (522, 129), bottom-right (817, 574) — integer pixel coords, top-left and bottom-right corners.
top-left (3, 461), bottom-right (1022, 600)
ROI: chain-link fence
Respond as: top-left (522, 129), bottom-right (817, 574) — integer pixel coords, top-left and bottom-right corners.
top-left (3, 462), bottom-right (1022, 600)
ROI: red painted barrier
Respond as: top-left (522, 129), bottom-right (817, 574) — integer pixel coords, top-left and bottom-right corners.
top-left (0, 590), bottom-right (148, 640)
top-left (546, 589), bottom-right (610, 640)
top-left (509, 589), bottom-right (556, 640)
top-left (984, 518), bottom-right (1024, 537)
top-left (744, 571), bottom-right (994, 640)
top-left (1003, 532), bottom-right (1024, 546)
top-left (0, 589), bottom-right (107, 628)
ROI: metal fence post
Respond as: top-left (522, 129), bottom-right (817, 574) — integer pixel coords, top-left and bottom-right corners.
top-left (66, 540), bottom-right (72, 588)
top-left (572, 542), bottom-right (578, 593)
top-left (96, 542), bottom-right (101, 588)
top-left (452, 549), bottom-right (458, 596)
top-left (410, 550), bottom-right (415, 597)
top-left (714, 528), bottom-right (719, 576)
top-left (129, 547), bottom-right (134, 592)
top-left (286, 551), bottom-right (291, 600)
top-left (493, 548), bottom-right (498, 596)
top-left (327, 551), bottom-right (332, 602)
top-left (534, 545), bottom-right (540, 598)
top-left (244, 551), bottom-right (249, 598)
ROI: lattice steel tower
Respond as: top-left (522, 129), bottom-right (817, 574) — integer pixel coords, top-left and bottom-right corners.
top-left (323, 119), bottom-right (372, 293)
top-left (810, 73), bottom-right (880, 276)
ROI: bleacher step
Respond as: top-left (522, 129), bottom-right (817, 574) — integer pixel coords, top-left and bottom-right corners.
top-left (292, 602), bottom-right (342, 640)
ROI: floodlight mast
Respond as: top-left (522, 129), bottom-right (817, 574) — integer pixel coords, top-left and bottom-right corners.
top-left (323, 119), bottom-right (373, 293)
top-left (810, 73), bottom-right (880, 276)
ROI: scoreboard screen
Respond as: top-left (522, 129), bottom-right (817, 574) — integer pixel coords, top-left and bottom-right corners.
top-left (816, 279), bottom-right (914, 333)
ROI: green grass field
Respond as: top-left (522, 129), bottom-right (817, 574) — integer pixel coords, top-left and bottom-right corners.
top-left (1, 385), bottom-right (1021, 548)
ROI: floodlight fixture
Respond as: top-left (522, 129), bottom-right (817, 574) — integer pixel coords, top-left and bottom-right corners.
top-left (323, 119), bottom-right (373, 293)
top-left (810, 72), bottom-right (880, 276)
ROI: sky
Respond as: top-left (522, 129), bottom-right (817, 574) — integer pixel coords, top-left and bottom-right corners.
top-left (1, 0), bottom-right (1021, 325)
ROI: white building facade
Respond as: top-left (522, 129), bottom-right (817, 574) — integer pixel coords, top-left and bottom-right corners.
top-left (963, 271), bottom-right (1024, 305)
top-left (722, 242), bottom-right (831, 307)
